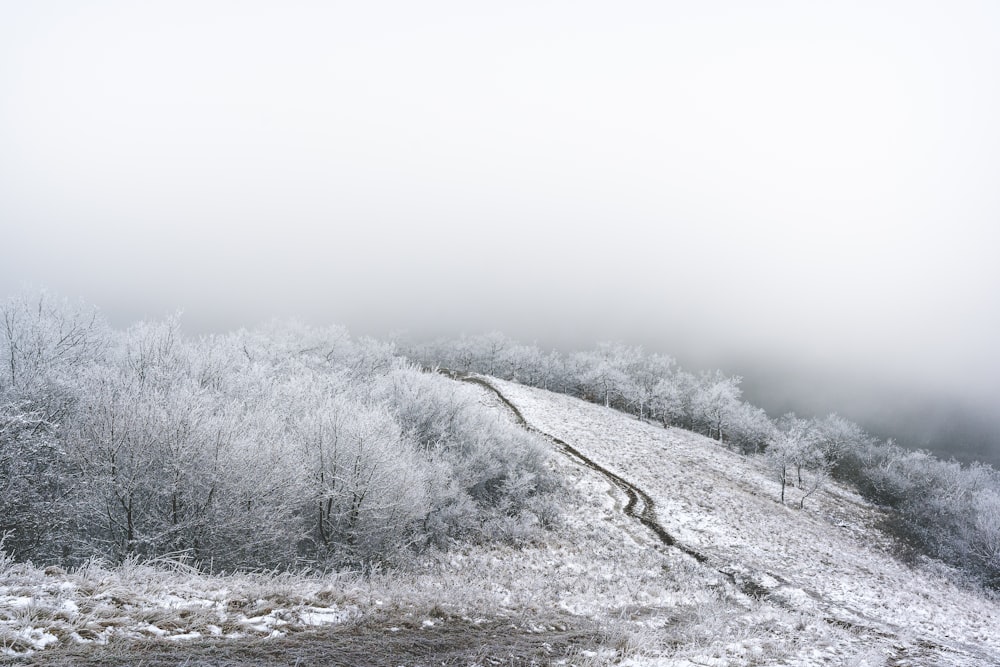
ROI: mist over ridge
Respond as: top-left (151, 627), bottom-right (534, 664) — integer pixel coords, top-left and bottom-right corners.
top-left (47, 292), bottom-right (1000, 470)
top-left (2, 2), bottom-right (999, 465)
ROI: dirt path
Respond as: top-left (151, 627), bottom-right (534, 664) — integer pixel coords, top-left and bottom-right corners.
top-left (11, 616), bottom-right (602, 667)
top-left (453, 372), bottom-right (706, 563)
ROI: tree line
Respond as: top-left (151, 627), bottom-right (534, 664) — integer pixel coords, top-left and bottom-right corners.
top-left (406, 332), bottom-right (1000, 588)
top-left (0, 293), bottom-right (559, 571)
top-left (3, 293), bottom-right (997, 587)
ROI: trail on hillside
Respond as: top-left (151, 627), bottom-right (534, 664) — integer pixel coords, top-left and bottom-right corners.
top-left (449, 371), bottom-right (706, 563)
top-left (444, 371), bottom-right (1000, 666)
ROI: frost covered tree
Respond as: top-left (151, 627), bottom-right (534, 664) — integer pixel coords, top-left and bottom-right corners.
top-left (534, 349), bottom-right (571, 392)
top-left (66, 320), bottom-right (201, 560)
top-left (622, 353), bottom-right (675, 420)
top-left (377, 368), bottom-right (558, 544)
top-left (727, 402), bottom-right (777, 455)
top-left (969, 489), bottom-right (1000, 584)
top-left (2, 305), bottom-right (568, 569)
top-left (1, 291), bottom-right (107, 420)
top-left (691, 371), bottom-right (742, 442)
top-left (0, 403), bottom-right (65, 560)
top-left (329, 405), bottom-right (428, 557)
top-left (500, 343), bottom-right (545, 384)
top-left (572, 342), bottom-right (641, 408)
top-left (281, 374), bottom-right (428, 563)
top-left (649, 369), bottom-right (696, 428)
top-left (812, 413), bottom-right (868, 474)
top-left (0, 292), bottom-right (108, 560)
top-left (70, 361), bottom-right (157, 559)
top-left (766, 414), bottom-right (826, 506)
top-left (474, 331), bottom-right (511, 377)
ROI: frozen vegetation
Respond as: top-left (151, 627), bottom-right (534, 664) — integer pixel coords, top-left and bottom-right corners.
top-left (0, 293), bottom-right (560, 571)
top-left (410, 333), bottom-right (1000, 589)
top-left (3, 292), bottom-right (1000, 664)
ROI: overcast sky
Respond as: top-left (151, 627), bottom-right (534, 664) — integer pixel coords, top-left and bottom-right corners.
top-left (2, 1), bottom-right (999, 446)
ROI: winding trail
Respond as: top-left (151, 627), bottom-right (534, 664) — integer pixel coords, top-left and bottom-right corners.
top-left (451, 372), bottom-right (707, 563)
top-left (441, 370), bottom-right (1000, 665)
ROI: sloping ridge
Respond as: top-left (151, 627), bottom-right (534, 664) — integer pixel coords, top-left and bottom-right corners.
top-left (444, 370), bottom-right (1000, 666)
top-left (457, 373), bottom-right (706, 562)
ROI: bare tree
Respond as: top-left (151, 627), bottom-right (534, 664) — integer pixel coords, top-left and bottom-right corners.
top-left (766, 414), bottom-right (824, 506)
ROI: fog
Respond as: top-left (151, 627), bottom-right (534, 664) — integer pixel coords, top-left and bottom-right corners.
top-left (2, 1), bottom-right (999, 462)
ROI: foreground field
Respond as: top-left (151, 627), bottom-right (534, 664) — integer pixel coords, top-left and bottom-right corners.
top-left (3, 375), bottom-right (999, 665)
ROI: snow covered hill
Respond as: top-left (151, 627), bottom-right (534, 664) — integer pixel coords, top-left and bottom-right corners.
top-left (485, 376), bottom-right (1000, 665)
top-left (3, 373), bottom-right (999, 666)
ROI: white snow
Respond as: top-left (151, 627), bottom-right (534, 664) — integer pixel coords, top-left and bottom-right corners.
top-left (1, 596), bottom-right (33, 609)
top-left (2, 374), bottom-right (998, 665)
top-left (298, 605), bottom-right (352, 626)
top-left (487, 376), bottom-right (1000, 665)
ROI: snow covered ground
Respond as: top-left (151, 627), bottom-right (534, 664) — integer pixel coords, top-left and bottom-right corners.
top-left (3, 374), bottom-right (999, 665)
top-left (490, 376), bottom-right (1000, 666)
top-left (0, 556), bottom-right (361, 656)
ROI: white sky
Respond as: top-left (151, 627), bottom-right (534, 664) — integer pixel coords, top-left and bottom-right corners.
top-left (2, 1), bottom-right (999, 412)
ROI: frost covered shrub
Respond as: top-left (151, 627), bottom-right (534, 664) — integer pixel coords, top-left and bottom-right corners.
top-left (376, 369), bottom-right (560, 546)
top-left (726, 403), bottom-right (776, 455)
top-left (53, 322), bottom-right (307, 569)
top-left (0, 292), bottom-right (109, 562)
top-left (0, 403), bottom-right (67, 561)
top-left (830, 438), bottom-right (1000, 586)
top-left (278, 376), bottom-right (432, 567)
top-left (0, 292), bottom-right (566, 570)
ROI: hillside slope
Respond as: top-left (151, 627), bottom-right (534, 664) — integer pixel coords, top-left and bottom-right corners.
top-left (4, 374), bottom-right (1000, 666)
top-left (483, 376), bottom-right (1000, 666)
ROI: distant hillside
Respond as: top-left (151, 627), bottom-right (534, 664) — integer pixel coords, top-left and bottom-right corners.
top-left (734, 366), bottom-right (1000, 469)
top-left (411, 333), bottom-right (1000, 589)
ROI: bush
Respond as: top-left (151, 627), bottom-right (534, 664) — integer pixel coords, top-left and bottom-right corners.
top-left (0, 293), bottom-right (566, 571)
